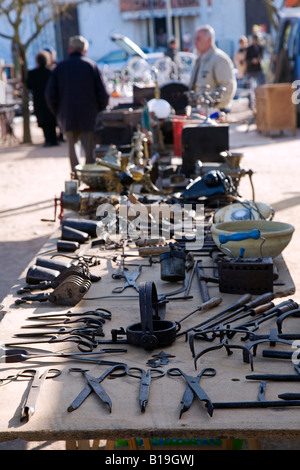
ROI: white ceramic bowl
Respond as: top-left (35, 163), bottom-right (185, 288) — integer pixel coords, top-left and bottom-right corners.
top-left (211, 220), bottom-right (295, 258)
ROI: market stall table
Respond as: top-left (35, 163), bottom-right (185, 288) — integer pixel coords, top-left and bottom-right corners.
top-left (0, 233), bottom-right (298, 451)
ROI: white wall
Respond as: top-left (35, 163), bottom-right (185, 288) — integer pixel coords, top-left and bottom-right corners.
top-left (78, 0), bottom-right (146, 61)
top-left (198, 0), bottom-right (246, 58)
top-left (0, 0), bottom-right (247, 66)
top-left (78, 0), bottom-right (246, 61)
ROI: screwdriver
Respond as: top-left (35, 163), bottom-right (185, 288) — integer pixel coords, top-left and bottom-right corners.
top-left (177, 297), bottom-right (223, 325)
top-left (179, 293), bottom-right (275, 336)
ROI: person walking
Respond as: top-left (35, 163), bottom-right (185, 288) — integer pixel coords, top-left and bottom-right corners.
top-left (45, 35), bottom-right (109, 172)
top-left (27, 50), bottom-right (58, 147)
top-left (189, 25), bottom-right (237, 110)
top-left (245, 33), bottom-right (265, 85)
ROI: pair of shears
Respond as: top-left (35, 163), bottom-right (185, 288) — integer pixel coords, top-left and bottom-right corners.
top-left (167, 367), bottom-right (216, 418)
top-left (0, 368), bottom-right (61, 422)
top-left (126, 367), bottom-right (165, 412)
top-left (67, 364), bottom-right (127, 413)
top-left (6, 332), bottom-right (98, 352)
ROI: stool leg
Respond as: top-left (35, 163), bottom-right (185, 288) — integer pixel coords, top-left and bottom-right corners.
top-left (128, 438), bottom-right (138, 450)
top-left (142, 438), bottom-right (153, 450)
top-left (92, 439), bottom-right (100, 450)
top-left (65, 440), bottom-right (77, 450)
top-left (247, 439), bottom-right (261, 450)
top-left (105, 440), bottom-right (116, 450)
top-left (221, 439), bottom-right (234, 450)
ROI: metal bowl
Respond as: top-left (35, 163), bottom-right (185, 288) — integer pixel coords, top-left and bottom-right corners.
top-left (220, 151), bottom-right (244, 169)
top-left (75, 164), bottom-right (119, 191)
top-left (211, 220), bottom-right (295, 258)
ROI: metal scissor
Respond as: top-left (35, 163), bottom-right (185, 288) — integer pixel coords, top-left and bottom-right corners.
top-left (126, 366), bottom-right (165, 412)
top-left (0, 368), bottom-right (61, 421)
top-left (112, 266), bottom-right (142, 293)
top-left (26, 307), bottom-right (112, 322)
top-left (67, 364), bottom-right (127, 413)
top-left (6, 332), bottom-right (98, 352)
top-left (167, 367), bottom-right (216, 418)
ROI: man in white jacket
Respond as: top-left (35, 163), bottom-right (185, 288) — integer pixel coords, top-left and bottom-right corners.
top-left (190, 25), bottom-right (237, 110)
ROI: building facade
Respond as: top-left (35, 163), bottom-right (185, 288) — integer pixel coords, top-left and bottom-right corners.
top-left (0, 0), bottom-right (278, 70)
top-left (77, 0), bottom-right (247, 62)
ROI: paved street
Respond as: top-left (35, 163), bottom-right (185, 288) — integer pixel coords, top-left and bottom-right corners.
top-left (0, 100), bottom-right (300, 450)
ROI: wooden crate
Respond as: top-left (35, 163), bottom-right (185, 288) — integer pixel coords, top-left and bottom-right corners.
top-left (255, 83), bottom-right (297, 136)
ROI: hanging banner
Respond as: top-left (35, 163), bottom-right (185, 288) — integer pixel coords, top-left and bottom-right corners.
top-left (285, 0), bottom-right (300, 6)
top-left (120, 0), bottom-right (200, 13)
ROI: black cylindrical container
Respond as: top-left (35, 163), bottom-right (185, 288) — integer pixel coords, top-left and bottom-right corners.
top-left (61, 225), bottom-right (90, 243)
top-left (160, 249), bottom-right (186, 282)
top-left (57, 240), bottom-right (80, 252)
top-left (61, 218), bottom-right (103, 237)
top-left (26, 265), bottom-right (60, 284)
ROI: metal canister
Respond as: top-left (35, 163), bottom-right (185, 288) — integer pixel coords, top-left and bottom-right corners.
top-left (160, 246), bottom-right (186, 282)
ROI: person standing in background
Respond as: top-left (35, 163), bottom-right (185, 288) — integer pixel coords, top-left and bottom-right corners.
top-left (43, 46), bottom-right (65, 142)
top-left (45, 35), bottom-right (109, 172)
top-left (43, 46), bottom-right (57, 70)
top-left (189, 25), bottom-right (237, 110)
top-left (27, 50), bottom-right (58, 147)
top-left (246, 33), bottom-right (265, 85)
top-left (165, 37), bottom-right (183, 79)
top-left (234, 35), bottom-right (248, 84)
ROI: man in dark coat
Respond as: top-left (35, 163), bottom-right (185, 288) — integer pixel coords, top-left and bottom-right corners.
top-left (246, 34), bottom-right (265, 85)
top-left (27, 50), bottom-right (58, 146)
top-left (45, 35), bottom-right (109, 172)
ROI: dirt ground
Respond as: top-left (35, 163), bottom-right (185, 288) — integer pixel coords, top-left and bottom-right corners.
top-left (1, 103), bottom-right (300, 450)
top-left (0, 118), bottom-right (70, 304)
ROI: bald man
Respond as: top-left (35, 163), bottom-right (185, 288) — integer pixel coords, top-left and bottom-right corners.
top-left (190, 25), bottom-right (237, 109)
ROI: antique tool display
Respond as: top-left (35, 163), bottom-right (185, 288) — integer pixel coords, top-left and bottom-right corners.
top-left (1, 91), bottom-right (300, 444)
top-left (4, 195), bottom-right (299, 430)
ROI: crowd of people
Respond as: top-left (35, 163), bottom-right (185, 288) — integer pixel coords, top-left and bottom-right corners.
top-left (27, 26), bottom-right (265, 171)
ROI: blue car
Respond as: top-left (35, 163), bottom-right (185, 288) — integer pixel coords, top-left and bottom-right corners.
top-left (271, 8), bottom-right (300, 83)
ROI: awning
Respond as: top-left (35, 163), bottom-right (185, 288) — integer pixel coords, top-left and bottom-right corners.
top-left (122, 7), bottom-right (200, 19)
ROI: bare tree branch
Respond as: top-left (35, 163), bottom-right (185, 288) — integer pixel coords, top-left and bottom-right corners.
top-left (0, 0), bottom-right (95, 143)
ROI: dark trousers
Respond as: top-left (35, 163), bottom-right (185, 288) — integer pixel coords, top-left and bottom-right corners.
top-left (42, 124), bottom-right (58, 145)
top-left (65, 130), bottom-right (95, 172)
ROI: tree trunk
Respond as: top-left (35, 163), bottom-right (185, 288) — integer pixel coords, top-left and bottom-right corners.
top-left (19, 45), bottom-right (32, 144)
top-left (22, 82), bottom-right (31, 144)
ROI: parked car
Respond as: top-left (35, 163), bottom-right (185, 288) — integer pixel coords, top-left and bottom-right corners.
top-left (97, 34), bottom-right (163, 72)
top-left (97, 34), bottom-right (196, 85)
top-left (270, 8), bottom-right (300, 83)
